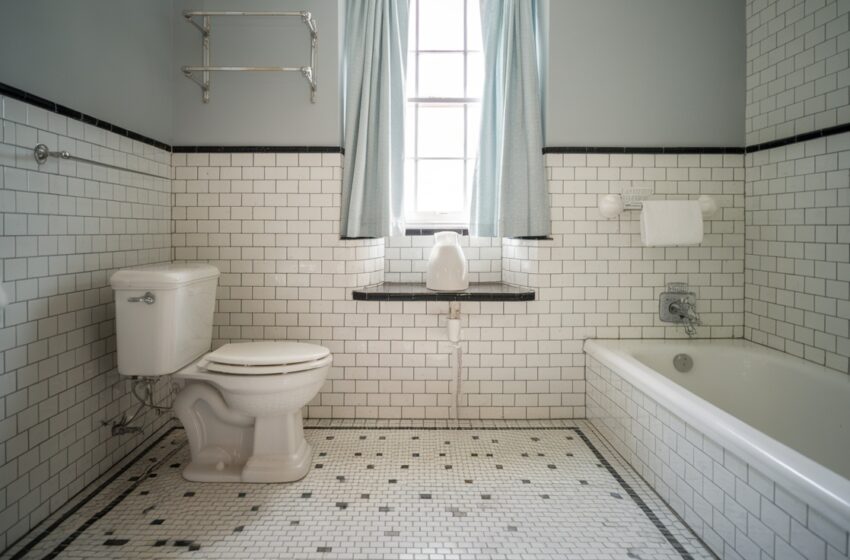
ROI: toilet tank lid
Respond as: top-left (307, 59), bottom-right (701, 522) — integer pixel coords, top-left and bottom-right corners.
top-left (110, 263), bottom-right (220, 290)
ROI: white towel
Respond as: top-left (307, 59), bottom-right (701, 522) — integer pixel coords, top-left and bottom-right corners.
top-left (640, 200), bottom-right (704, 246)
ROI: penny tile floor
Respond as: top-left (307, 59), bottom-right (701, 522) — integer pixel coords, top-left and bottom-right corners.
top-left (4, 420), bottom-right (714, 559)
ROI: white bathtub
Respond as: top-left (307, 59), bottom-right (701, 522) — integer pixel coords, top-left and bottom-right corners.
top-left (585, 339), bottom-right (850, 558)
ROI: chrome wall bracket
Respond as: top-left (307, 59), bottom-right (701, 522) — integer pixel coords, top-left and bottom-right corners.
top-left (181, 10), bottom-right (318, 104)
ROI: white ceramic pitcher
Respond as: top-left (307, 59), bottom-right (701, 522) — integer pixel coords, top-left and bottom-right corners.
top-left (426, 231), bottom-right (469, 291)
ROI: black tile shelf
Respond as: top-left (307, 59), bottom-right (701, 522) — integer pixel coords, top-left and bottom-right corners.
top-left (352, 282), bottom-right (535, 302)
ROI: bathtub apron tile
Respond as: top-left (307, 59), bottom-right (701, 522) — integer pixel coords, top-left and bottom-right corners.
top-left (586, 349), bottom-right (850, 560)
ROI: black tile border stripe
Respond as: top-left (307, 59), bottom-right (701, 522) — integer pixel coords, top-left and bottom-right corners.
top-left (7, 424), bottom-right (181, 560)
top-left (743, 122), bottom-right (850, 153)
top-left (173, 145), bottom-right (343, 153)
top-left (0, 81), bottom-right (171, 152)
top-left (7, 82), bottom-right (847, 161)
top-left (39, 439), bottom-right (186, 560)
top-left (543, 146), bottom-right (744, 155)
top-left (6, 424), bottom-right (699, 560)
top-left (543, 122), bottom-right (850, 156)
top-left (0, 81), bottom-right (345, 155)
top-left (570, 427), bottom-right (695, 560)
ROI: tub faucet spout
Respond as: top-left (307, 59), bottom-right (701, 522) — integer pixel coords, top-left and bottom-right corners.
top-left (668, 300), bottom-right (701, 337)
top-left (659, 283), bottom-right (701, 337)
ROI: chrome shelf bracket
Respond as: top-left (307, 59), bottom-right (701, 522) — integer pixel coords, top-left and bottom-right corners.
top-left (181, 10), bottom-right (318, 104)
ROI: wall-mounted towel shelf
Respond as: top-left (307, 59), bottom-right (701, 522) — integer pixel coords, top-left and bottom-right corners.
top-left (181, 10), bottom-right (318, 104)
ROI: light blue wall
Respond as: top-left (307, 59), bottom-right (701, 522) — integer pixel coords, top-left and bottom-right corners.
top-left (170, 0), bottom-right (341, 146)
top-left (545, 0), bottom-right (745, 147)
top-left (0, 0), bottom-right (745, 148)
top-left (0, 0), bottom-right (173, 143)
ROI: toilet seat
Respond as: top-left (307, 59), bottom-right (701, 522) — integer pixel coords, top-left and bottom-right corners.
top-left (197, 341), bottom-right (331, 376)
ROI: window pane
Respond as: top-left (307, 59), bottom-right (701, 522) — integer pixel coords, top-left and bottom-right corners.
top-left (418, 0), bottom-right (464, 51)
top-left (466, 160), bottom-right (476, 205)
top-left (417, 160), bottom-right (465, 213)
top-left (406, 104), bottom-right (416, 155)
top-left (405, 158), bottom-right (416, 215)
top-left (466, 104), bottom-right (481, 156)
top-left (407, 54), bottom-right (418, 97)
top-left (418, 105), bottom-right (464, 158)
top-left (466, 52), bottom-right (484, 98)
top-left (418, 53), bottom-right (464, 98)
top-left (466, 0), bottom-right (483, 51)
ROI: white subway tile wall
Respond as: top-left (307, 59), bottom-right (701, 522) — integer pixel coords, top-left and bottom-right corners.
top-left (527, 153), bottom-right (745, 341)
top-left (745, 132), bottom-right (850, 373)
top-left (0, 95), bottom-right (173, 550)
top-left (587, 355), bottom-right (850, 560)
top-left (746, 0), bottom-right (850, 145)
top-left (172, 152), bottom-right (745, 424)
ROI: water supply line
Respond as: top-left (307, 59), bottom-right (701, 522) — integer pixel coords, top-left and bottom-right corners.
top-left (447, 302), bottom-right (463, 427)
top-left (104, 377), bottom-right (176, 436)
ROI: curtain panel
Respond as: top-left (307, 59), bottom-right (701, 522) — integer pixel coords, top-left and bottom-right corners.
top-left (470, 0), bottom-right (550, 238)
top-left (340, 0), bottom-right (410, 238)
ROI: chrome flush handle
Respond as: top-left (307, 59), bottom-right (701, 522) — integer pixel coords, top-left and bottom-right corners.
top-left (127, 292), bottom-right (156, 305)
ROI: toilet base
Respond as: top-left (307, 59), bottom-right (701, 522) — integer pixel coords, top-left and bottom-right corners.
top-left (181, 442), bottom-right (312, 483)
top-left (242, 441), bottom-right (313, 483)
top-left (174, 380), bottom-right (318, 483)
top-left (241, 412), bottom-right (313, 483)
top-left (182, 461), bottom-right (245, 483)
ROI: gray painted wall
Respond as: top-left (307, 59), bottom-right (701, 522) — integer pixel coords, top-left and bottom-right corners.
top-left (0, 1), bottom-right (744, 148)
top-left (171, 0), bottom-right (341, 146)
top-left (0, 0), bottom-right (173, 144)
top-left (546, 0), bottom-right (745, 147)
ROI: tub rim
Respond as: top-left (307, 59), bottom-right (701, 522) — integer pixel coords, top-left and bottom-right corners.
top-left (584, 338), bottom-right (850, 531)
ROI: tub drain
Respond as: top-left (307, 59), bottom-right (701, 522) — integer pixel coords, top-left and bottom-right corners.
top-left (673, 353), bottom-right (693, 373)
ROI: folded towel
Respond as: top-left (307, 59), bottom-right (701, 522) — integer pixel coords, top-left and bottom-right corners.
top-left (640, 200), bottom-right (703, 246)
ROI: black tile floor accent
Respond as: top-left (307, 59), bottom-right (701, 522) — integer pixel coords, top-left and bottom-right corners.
top-left (5, 426), bottom-right (181, 560)
top-left (4, 420), bottom-right (715, 560)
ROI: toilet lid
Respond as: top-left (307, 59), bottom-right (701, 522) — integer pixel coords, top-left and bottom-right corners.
top-left (197, 341), bottom-right (331, 376)
top-left (206, 341), bottom-right (330, 366)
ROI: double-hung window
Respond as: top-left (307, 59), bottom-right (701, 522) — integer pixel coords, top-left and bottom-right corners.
top-left (405, 0), bottom-right (483, 228)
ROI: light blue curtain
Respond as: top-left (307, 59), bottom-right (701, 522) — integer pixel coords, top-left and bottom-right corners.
top-left (340, 0), bottom-right (410, 238)
top-left (470, 0), bottom-right (549, 238)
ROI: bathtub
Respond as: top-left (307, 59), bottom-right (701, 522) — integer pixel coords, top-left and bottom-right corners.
top-left (584, 339), bottom-right (850, 558)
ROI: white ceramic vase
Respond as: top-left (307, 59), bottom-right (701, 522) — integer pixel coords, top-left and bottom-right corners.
top-left (426, 231), bottom-right (469, 291)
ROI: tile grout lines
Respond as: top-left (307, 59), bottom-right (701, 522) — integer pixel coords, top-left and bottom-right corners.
top-left (9, 424), bottom-right (704, 560)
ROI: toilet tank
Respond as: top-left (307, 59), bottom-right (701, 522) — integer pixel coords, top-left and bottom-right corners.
top-left (110, 263), bottom-right (220, 376)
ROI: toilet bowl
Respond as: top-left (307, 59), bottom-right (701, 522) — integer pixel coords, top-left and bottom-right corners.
top-left (110, 263), bottom-right (332, 483)
top-left (175, 341), bottom-right (331, 482)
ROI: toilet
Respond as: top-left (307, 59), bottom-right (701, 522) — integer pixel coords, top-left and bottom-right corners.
top-left (110, 263), bottom-right (331, 483)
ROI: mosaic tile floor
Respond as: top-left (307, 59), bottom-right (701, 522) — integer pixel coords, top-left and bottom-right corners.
top-left (5, 420), bottom-right (714, 560)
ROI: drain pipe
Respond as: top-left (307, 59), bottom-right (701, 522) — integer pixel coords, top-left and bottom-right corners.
top-left (447, 302), bottom-right (462, 425)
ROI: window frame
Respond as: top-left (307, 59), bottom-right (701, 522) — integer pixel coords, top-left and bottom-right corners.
top-left (405, 0), bottom-right (481, 229)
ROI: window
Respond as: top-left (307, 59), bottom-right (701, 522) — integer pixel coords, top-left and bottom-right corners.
top-left (405, 0), bottom-right (483, 227)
